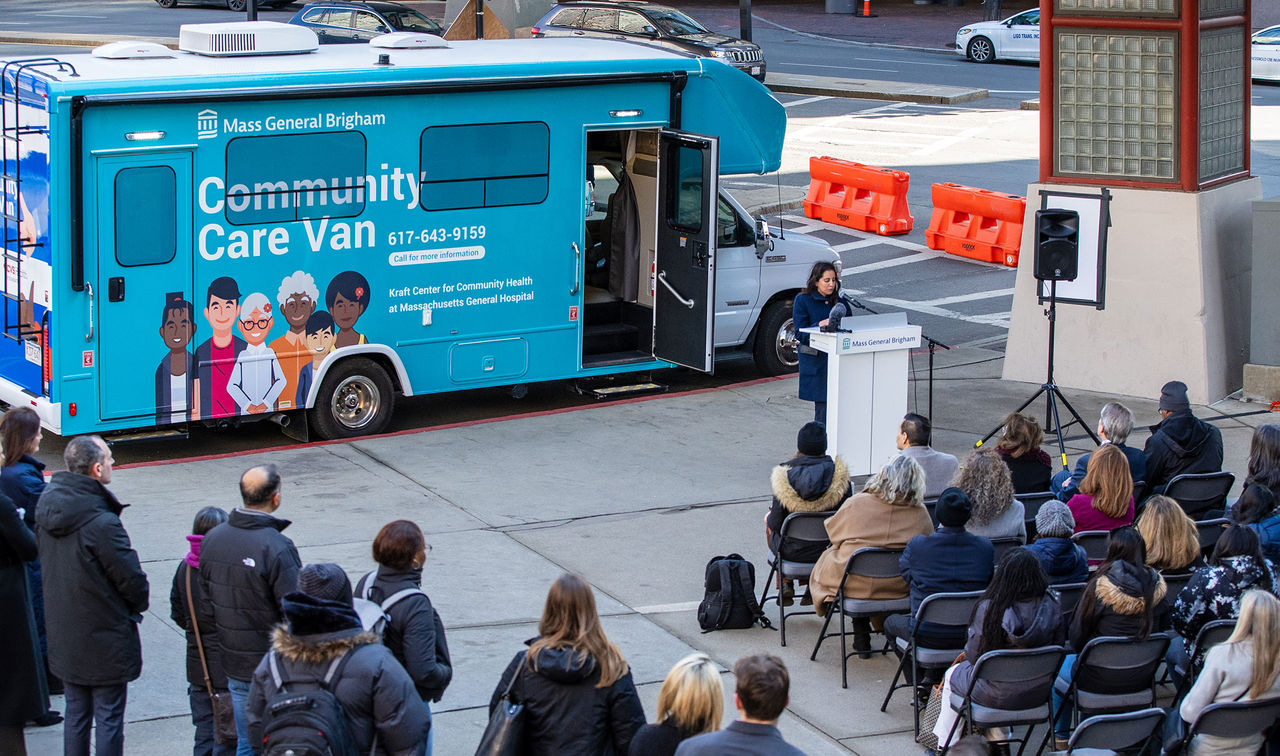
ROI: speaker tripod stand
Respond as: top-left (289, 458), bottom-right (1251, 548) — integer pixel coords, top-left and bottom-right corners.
top-left (977, 278), bottom-right (1099, 468)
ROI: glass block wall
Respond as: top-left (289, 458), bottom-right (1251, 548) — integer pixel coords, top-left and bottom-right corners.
top-left (1056, 31), bottom-right (1178, 181)
top-left (1198, 27), bottom-right (1246, 182)
top-left (1055, 0), bottom-right (1177, 17)
top-left (1199, 0), bottom-right (1245, 19)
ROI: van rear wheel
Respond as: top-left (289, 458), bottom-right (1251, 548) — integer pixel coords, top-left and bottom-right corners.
top-left (308, 357), bottom-right (395, 439)
top-left (753, 299), bottom-right (799, 376)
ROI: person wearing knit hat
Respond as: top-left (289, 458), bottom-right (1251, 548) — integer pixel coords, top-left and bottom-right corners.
top-left (1024, 501), bottom-right (1089, 584)
top-left (1143, 379), bottom-right (1224, 501)
top-left (246, 563), bottom-right (428, 755)
top-left (766, 421), bottom-right (850, 607)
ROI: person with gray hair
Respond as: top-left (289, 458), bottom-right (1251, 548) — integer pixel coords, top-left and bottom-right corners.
top-left (35, 435), bottom-right (149, 756)
top-left (1024, 500), bottom-right (1089, 583)
top-left (270, 270), bottom-right (319, 411)
top-left (1051, 401), bottom-right (1148, 501)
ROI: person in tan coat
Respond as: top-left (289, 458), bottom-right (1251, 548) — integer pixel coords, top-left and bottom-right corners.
top-left (809, 455), bottom-right (933, 656)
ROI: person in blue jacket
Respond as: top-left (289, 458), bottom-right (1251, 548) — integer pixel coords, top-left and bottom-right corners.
top-left (793, 262), bottom-right (841, 424)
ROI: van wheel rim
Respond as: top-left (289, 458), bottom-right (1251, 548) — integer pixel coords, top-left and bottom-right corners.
top-left (776, 318), bottom-right (799, 368)
top-left (332, 376), bottom-right (380, 430)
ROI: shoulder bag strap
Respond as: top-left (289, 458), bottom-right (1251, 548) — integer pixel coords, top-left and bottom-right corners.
top-left (379, 587), bottom-right (427, 613)
top-left (185, 567), bottom-right (219, 701)
top-left (359, 570), bottom-right (378, 601)
top-left (500, 651), bottom-right (525, 701)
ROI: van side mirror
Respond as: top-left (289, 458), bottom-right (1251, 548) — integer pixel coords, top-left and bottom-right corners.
top-left (755, 218), bottom-right (772, 257)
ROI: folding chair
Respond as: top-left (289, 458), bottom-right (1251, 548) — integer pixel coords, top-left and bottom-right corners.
top-left (939, 645), bottom-right (1067, 756)
top-left (809, 547), bottom-right (907, 688)
top-left (1194, 517), bottom-right (1229, 557)
top-left (758, 511), bottom-right (830, 647)
top-left (1132, 480), bottom-right (1149, 510)
top-left (1071, 530), bottom-right (1111, 564)
top-left (924, 497), bottom-right (939, 527)
top-left (1172, 619), bottom-right (1236, 698)
top-left (1163, 471), bottom-right (1235, 521)
top-left (1062, 708), bottom-right (1164, 754)
top-left (1053, 635), bottom-right (1170, 733)
top-left (1050, 582), bottom-right (1087, 624)
top-left (992, 537), bottom-right (1025, 565)
top-left (1020, 492), bottom-right (1056, 538)
top-left (1162, 698), bottom-right (1280, 756)
top-left (879, 589), bottom-right (985, 736)
top-left (1161, 572), bottom-right (1192, 606)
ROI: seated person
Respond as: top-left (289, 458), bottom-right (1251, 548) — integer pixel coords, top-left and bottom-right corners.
top-left (1053, 402), bottom-right (1147, 501)
top-left (1136, 495), bottom-right (1202, 575)
top-left (1231, 484), bottom-right (1280, 565)
top-left (993, 412), bottom-right (1053, 494)
top-left (1243, 424), bottom-right (1280, 501)
top-left (1143, 380), bottom-right (1223, 496)
top-left (764, 421), bottom-right (850, 606)
top-left (1024, 501), bottom-right (1089, 584)
top-left (953, 449), bottom-right (1026, 543)
top-left (896, 413), bottom-right (958, 499)
top-left (884, 487), bottom-right (995, 652)
top-left (1066, 444), bottom-right (1135, 539)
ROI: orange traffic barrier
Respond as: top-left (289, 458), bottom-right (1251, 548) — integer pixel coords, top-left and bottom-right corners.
top-left (803, 156), bottom-right (913, 236)
top-left (924, 183), bottom-right (1026, 267)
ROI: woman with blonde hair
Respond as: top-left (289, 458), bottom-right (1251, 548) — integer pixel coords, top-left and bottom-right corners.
top-left (1066, 444), bottom-right (1135, 533)
top-left (1136, 495), bottom-right (1201, 574)
top-left (1178, 590), bottom-right (1280, 755)
top-left (488, 573), bottom-right (645, 755)
top-left (628, 653), bottom-right (723, 756)
top-left (954, 449), bottom-right (1026, 542)
top-left (809, 454), bottom-right (933, 657)
top-left (994, 412), bottom-right (1053, 494)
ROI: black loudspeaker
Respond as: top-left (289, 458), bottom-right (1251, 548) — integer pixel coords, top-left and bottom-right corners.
top-left (1033, 209), bottom-right (1080, 281)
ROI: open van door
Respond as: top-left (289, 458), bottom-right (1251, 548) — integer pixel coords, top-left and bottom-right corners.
top-left (653, 130), bottom-right (717, 372)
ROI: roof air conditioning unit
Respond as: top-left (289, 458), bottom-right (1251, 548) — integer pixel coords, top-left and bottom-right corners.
top-left (92, 41), bottom-right (175, 59)
top-left (179, 21), bottom-right (318, 57)
top-left (370, 32), bottom-right (450, 49)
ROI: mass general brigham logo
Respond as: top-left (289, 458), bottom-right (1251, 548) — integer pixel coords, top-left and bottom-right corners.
top-left (197, 109), bottom-right (218, 140)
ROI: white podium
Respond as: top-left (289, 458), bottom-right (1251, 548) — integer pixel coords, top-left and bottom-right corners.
top-left (802, 312), bottom-right (921, 476)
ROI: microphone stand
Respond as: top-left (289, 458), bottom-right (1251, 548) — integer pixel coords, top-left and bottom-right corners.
top-left (840, 293), bottom-right (951, 421)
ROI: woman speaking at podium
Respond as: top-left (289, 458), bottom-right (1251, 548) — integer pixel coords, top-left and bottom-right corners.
top-left (794, 262), bottom-right (841, 424)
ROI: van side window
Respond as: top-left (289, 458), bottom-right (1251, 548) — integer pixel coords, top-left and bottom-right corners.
top-left (224, 132), bottom-right (367, 225)
top-left (668, 144), bottom-right (704, 233)
top-left (419, 122), bottom-right (549, 211)
top-left (115, 166), bottom-right (176, 266)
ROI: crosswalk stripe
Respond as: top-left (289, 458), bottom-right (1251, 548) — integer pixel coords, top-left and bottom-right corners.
top-left (918, 288), bottom-right (1016, 306)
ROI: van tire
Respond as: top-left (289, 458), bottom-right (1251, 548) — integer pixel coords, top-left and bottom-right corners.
top-left (308, 357), bottom-right (395, 439)
top-left (753, 299), bottom-right (799, 376)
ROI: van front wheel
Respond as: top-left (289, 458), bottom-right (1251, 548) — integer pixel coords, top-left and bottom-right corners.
top-left (309, 357), bottom-right (395, 439)
top-left (753, 299), bottom-right (800, 376)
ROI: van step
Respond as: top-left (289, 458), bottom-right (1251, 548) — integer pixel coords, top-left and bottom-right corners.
top-left (583, 381), bottom-right (668, 401)
top-left (105, 426), bottom-right (189, 444)
top-left (583, 322), bottom-right (639, 355)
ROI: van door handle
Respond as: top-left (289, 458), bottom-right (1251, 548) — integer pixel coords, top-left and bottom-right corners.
top-left (570, 242), bottom-right (581, 296)
top-left (657, 270), bottom-right (695, 309)
top-left (84, 283), bottom-right (94, 342)
top-left (108, 276), bottom-right (125, 302)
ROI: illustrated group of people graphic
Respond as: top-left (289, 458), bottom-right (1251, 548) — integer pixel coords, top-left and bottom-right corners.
top-left (155, 270), bottom-right (372, 424)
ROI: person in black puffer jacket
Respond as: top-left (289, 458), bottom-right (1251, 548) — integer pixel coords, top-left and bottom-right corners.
top-left (354, 521), bottom-right (451, 756)
top-left (1143, 381), bottom-right (1224, 501)
top-left (489, 573), bottom-right (645, 756)
top-left (247, 564), bottom-right (428, 756)
top-left (764, 422), bottom-right (850, 605)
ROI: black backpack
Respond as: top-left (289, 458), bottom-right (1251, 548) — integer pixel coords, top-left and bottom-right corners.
top-left (697, 553), bottom-right (774, 633)
top-left (259, 646), bottom-right (362, 756)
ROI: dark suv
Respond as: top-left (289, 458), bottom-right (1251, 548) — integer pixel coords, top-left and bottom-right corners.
top-left (288, 0), bottom-right (444, 43)
top-left (532, 1), bottom-right (765, 81)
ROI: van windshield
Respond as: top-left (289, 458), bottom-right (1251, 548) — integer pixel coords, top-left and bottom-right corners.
top-left (650, 10), bottom-right (708, 36)
top-left (384, 9), bottom-right (444, 33)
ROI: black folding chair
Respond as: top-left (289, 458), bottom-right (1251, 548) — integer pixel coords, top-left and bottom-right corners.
top-left (1071, 530), bottom-right (1111, 563)
top-left (879, 589), bottom-right (985, 736)
top-left (759, 511), bottom-right (830, 647)
top-left (1063, 708), bottom-right (1164, 754)
top-left (1194, 517), bottom-right (1229, 557)
top-left (991, 537), bottom-right (1025, 565)
top-left (1020, 492), bottom-right (1055, 538)
top-left (1161, 571), bottom-right (1193, 606)
top-left (809, 547), bottom-right (907, 688)
top-left (1163, 698), bottom-right (1280, 756)
top-left (1050, 581), bottom-right (1087, 624)
top-left (940, 645), bottom-right (1067, 756)
top-left (1164, 471), bottom-right (1235, 520)
top-left (1053, 635), bottom-right (1170, 731)
top-left (1172, 619), bottom-right (1236, 697)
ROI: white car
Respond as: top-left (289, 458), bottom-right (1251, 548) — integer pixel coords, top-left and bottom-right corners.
top-left (1255, 25), bottom-right (1280, 83)
top-left (955, 8), bottom-right (1040, 64)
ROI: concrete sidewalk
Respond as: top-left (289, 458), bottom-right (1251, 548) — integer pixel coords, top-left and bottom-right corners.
top-left (21, 345), bottom-right (1274, 754)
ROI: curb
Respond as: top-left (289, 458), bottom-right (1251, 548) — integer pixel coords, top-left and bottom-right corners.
top-left (766, 72), bottom-right (986, 104)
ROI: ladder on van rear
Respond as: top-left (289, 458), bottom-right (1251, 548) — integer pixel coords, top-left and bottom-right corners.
top-left (1, 58), bottom-right (74, 397)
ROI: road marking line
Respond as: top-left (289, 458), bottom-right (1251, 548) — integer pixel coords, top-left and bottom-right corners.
top-left (781, 215), bottom-right (928, 252)
top-left (842, 251), bottom-right (939, 275)
top-left (918, 288), bottom-right (1016, 307)
top-left (634, 601), bottom-right (701, 614)
top-left (846, 289), bottom-right (1012, 329)
top-left (781, 95), bottom-right (833, 108)
top-left (34, 13), bottom-right (108, 17)
top-left (832, 238), bottom-right (884, 252)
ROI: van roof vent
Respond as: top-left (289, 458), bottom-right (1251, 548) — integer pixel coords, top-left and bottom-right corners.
top-left (92, 41), bottom-right (175, 59)
top-left (179, 21), bottom-right (318, 57)
top-left (370, 32), bottom-right (450, 49)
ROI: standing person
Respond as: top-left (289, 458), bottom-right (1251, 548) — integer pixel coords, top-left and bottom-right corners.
top-left (1052, 402), bottom-right (1147, 500)
top-left (169, 507), bottom-right (232, 756)
top-left (1024, 501), bottom-right (1089, 584)
top-left (353, 521), bottom-right (451, 756)
top-left (765, 421), bottom-right (851, 607)
top-left (246, 564), bottom-right (429, 756)
top-left (488, 573), bottom-right (646, 755)
top-left (1143, 380), bottom-right (1224, 496)
top-left (792, 262), bottom-right (840, 423)
top-left (1065, 444), bottom-right (1135, 536)
top-left (36, 435), bottom-right (149, 756)
top-left (896, 413), bottom-right (959, 499)
top-left (993, 412), bottom-right (1053, 494)
top-left (674, 654), bottom-right (806, 756)
top-left (0, 472), bottom-right (42, 754)
top-left (199, 464), bottom-right (301, 756)
top-left (0, 406), bottom-right (62, 702)
top-left (629, 653), bottom-right (724, 756)
top-left (954, 449), bottom-right (1026, 542)
top-left (1177, 590), bottom-right (1280, 756)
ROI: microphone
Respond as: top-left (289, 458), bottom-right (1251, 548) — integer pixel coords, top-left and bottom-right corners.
top-left (822, 301), bottom-right (850, 332)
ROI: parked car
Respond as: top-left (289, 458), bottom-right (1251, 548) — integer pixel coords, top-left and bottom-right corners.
top-left (955, 8), bottom-right (1039, 64)
top-left (288, 0), bottom-right (443, 43)
top-left (1255, 25), bottom-right (1280, 83)
top-left (533, 1), bottom-right (765, 81)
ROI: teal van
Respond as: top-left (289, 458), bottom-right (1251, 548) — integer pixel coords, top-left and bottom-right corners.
top-left (0, 22), bottom-right (837, 439)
